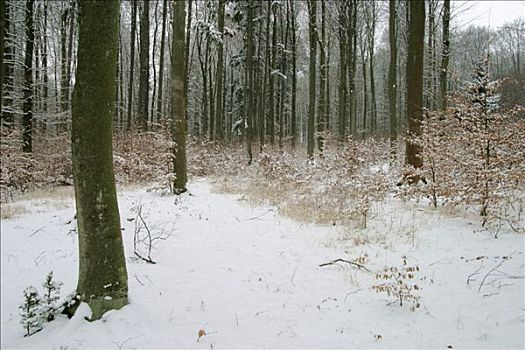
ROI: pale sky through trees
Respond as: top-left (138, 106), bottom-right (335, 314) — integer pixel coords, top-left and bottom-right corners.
top-left (456, 1), bottom-right (525, 28)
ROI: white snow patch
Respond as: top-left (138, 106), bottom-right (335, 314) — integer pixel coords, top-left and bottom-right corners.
top-left (1, 179), bottom-right (523, 348)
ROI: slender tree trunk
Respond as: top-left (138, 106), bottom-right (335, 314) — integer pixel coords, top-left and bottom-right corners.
top-left (268, 2), bottom-right (276, 145)
top-left (246, 1), bottom-right (254, 164)
top-left (71, 0), bottom-right (128, 321)
top-left (388, 0), bottom-right (398, 158)
top-left (65, 0), bottom-right (75, 112)
top-left (60, 4), bottom-right (68, 113)
top-left (317, 0), bottom-right (326, 154)
top-left (184, 0), bottom-right (193, 118)
top-left (150, 0), bottom-right (159, 124)
top-left (405, 0), bottom-right (425, 172)
top-left (208, 59), bottom-right (215, 139)
top-left (42, 1), bottom-right (49, 132)
top-left (325, 34), bottom-right (331, 131)
top-left (338, 3), bottom-right (348, 142)
top-left (118, 29), bottom-right (125, 129)
top-left (22, 0), bottom-right (35, 152)
top-left (0, 0), bottom-right (5, 123)
top-left (126, 0), bottom-right (137, 130)
top-left (171, 0), bottom-right (187, 193)
top-left (2, 0), bottom-right (14, 127)
top-left (367, 2), bottom-right (377, 135)
top-left (138, 0), bottom-right (150, 130)
top-left (290, 0), bottom-right (297, 148)
top-left (306, 0), bottom-right (317, 160)
top-left (360, 41), bottom-right (368, 139)
top-left (155, 0), bottom-right (167, 121)
top-left (215, 0), bottom-right (225, 140)
top-left (439, 0), bottom-right (450, 111)
top-left (348, 0), bottom-right (357, 136)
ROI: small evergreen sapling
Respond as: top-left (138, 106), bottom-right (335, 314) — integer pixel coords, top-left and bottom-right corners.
top-left (41, 271), bottom-right (63, 321)
top-left (19, 286), bottom-right (43, 337)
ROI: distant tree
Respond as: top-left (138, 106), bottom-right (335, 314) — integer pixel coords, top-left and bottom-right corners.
top-left (138, 0), bottom-right (150, 130)
top-left (126, 0), bottom-right (137, 129)
top-left (215, 0), bottom-right (225, 140)
top-left (71, 0), bottom-right (128, 320)
top-left (171, 0), bottom-right (187, 194)
top-left (317, 0), bottom-right (326, 154)
top-left (439, 0), bottom-right (450, 111)
top-left (0, 0), bottom-right (5, 122)
top-left (290, 0), bottom-right (297, 148)
top-left (156, 0), bottom-right (168, 121)
top-left (306, 0), bottom-right (317, 160)
top-left (245, 1), bottom-right (254, 164)
top-left (405, 0), bottom-right (425, 176)
top-left (22, 0), bottom-right (35, 153)
top-left (388, 0), bottom-right (398, 157)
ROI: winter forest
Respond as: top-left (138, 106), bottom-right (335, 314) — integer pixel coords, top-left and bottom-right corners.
top-left (1, 0), bottom-right (524, 348)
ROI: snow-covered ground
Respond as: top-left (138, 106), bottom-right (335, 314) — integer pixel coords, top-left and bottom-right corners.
top-left (1, 179), bottom-right (524, 349)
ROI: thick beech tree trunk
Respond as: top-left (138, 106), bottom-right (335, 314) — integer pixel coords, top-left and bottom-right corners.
top-left (71, 0), bottom-right (128, 320)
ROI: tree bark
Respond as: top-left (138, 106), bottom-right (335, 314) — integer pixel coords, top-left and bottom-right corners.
top-left (0, 0), bottom-right (5, 123)
top-left (388, 0), bottom-right (398, 158)
top-left (22, 0), bottom-right (35, 152)
top-left (290, 0), bottom-right (297, 148)
top-left (439, 0), bottom-right (450, 111)
top-left (126, 0), bottom-right (137, 130)
top-left (138, 0), bottom-right (150, 130)
top-left (71, 0), bottom-right (128, 320)
top-left (215, 0), bottom-right (225, 140)
top-left (246, 1), bottom-right (254, 164)
top-left (317, 0), bottom-right (326, 154)
top-left (306, 0), bottom-right (317, 160)
top-left (2, 0), bottom-right (14, 127)
top-left (405, 0), bottom-right (425, 171)
top-left (171, 0), bottom-right (187, 193)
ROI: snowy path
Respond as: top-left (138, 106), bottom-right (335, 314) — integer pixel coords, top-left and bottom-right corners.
top-left (1, 180), bottom-right (524, 349)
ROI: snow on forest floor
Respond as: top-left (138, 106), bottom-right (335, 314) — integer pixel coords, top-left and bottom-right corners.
top-left (1, 179), bottom-right (524, 349)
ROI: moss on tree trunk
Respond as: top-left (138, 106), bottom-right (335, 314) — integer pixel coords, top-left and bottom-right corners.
top-left (71, 0), bottom-right (128, 321)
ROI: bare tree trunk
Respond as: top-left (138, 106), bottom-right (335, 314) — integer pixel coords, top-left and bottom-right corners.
top-left (439, 0), bottom-right (450, 111)
top-left (246, 2), bottom-right (254, 164)
top-left (126, 0), bottom-right (137, 130)
top-left (290, 0), bottom-right (297, 148)
top-left (150, 0), bottom-right (159, 124)
top-left (72, 0), bottom-right (128, 320)
top-left (405, 0), bottom-right (425, 172)
top-left (184, 0), bottom-right (193, 119)
top-left (65, 0), bottom-right (75, 112)
top-left (2, 0), bottom-right (14, 127)
top-left (42, 1), bottom-right (49, 132)
top-left (306, 0), bottom-right (317, 160)
top-left (138, 0), bottom-right (150, 130)
top-left (317, 0), bottom-right (326, 154)
top-left (155, 0), bottom-right (167, 121)
top-left (0, 0), bottom-right (5, 124)
top-left (366, 1), bottom-right (377, 135)
top-left (337, 2), bottom-right (348, 142)
top-left (389, 0), bottom-right (398, 158)
top-left (215, 0), bottom-right (225, 140)
top-left (268, 1), bottom-right (276, 145)
top-left (22, 0), bottom-right (35, 152)
top-left (60, 3), bottom-right (68, 113)
top-left (171, 0), bottom-right (187, 193)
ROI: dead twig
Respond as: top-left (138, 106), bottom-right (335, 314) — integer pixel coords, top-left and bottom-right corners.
top-left (319, 259), bottom-right (370, 272)
top-left (28, 226), bottom-right (44, 237)
top-left (467, 260), bottom-right (484, 286)
top-left (478, 251), bottom-right (517, 292)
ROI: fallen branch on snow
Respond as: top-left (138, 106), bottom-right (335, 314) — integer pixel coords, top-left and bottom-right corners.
top-left (319, 259), bottom-right (370, 272)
